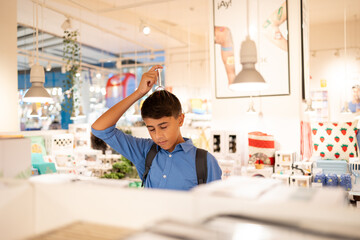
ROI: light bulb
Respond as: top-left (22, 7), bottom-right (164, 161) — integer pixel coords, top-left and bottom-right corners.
top-left (142, 26), bottom-right (151, 35)
top-left (46, 62), bottom-right (52, 71)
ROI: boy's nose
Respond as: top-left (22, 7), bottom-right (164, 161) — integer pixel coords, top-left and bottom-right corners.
top-left (155, 131), bottom-right (164, 141)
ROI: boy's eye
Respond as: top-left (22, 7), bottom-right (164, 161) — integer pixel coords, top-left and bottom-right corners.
top-left (149, 128), bottom-right (155, 132)
top-left (160, 126), bottom-right (167, 130)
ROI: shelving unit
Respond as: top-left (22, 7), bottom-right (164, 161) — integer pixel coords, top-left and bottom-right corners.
top-left (310, 88), bottom-right (329, 122)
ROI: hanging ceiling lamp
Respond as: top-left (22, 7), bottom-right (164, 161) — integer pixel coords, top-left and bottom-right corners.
top-left (304, 99), bottom-right (315, 113)
top-left (77, 105), bottom-right (86, 119)
top-left (140, 20), bottom-right (151, 35)
top-left (23, 0), bottom-right (53, 103)
top-left (229, 0), bottom-right (267, 92)
top-left (247, 96), bottom-right (257, 114)
top-left (29, 103), bottom-right (39, 117)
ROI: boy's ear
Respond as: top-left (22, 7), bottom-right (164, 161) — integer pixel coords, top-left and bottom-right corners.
top-left (178, 113), bottom-right (185, 126)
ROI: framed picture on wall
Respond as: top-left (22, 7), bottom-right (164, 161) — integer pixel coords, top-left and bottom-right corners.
top-left (301, 0), bottom-right (310, 100)
top-left (213, 0), bottom-right (290, 98)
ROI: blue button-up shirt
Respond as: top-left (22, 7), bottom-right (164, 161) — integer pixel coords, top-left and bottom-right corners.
top-left (92, 125), bottom-right (222, 190)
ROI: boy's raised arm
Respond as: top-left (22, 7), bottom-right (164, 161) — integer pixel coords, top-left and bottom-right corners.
top-left (91, 65), bottom-right (163, 131)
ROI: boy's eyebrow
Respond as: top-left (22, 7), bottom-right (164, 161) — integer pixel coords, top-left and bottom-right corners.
top-left (146, 121), bottom-right (168, 128)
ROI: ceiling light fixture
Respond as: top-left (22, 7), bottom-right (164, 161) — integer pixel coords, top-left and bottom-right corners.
top-left (246, 96), bottom-right (257, 114)
top-left (61, 18), bottom-right (72, 31)
top-left (140, 20), bottom-right (151, 36)
top-left (40, 107), bottom-right (48, 119)
top-left (142, 25), bottom-right (151, 35)
top-left (23, 0), bottom-right (53, 103)
top-left (229, 0), bottom-right (267, 92)
top-left (96, 71), bottom-right (102, 79)
top-left (29, 103), bottom-right (39, 117)
top-left (46, 62), bottom-right (52, 71)
top-left (61, 64), bottom-right (66, 74)
top-left (304, 99), bottom-right (315, 113)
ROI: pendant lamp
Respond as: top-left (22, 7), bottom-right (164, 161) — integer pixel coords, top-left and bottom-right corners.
top-left (23, 0), bottom-right (53, 103)
top-left (29, 103), bottom-right (39, 117)
top-left (229, 0), bottom-right (267, 92)
top-left (304, 99), bottom-right (315, 113)
top-left (247, 96), bottom-right (257, 114)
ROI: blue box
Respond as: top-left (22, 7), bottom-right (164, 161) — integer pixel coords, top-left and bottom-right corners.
top-left (315, 160), bottom-right (348, 175)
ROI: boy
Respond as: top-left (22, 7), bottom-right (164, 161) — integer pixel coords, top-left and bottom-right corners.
top-left (92, 65), bottom-right (222, 190)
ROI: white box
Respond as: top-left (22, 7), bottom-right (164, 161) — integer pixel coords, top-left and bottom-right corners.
top-left (45, 133), bottom-right (74, 156)
top-left (290, 175), bottom-right (312, 188)
top-left (274, 151), bottom-right (296, 174)
top-left (68, 123), bottom-right (91, 148)
top-left (218, 159), bottom-right (235, 180)
top-left (271, 173), bottom-right (290, 186)
top-left (0, 138), bottom-right (32, 178)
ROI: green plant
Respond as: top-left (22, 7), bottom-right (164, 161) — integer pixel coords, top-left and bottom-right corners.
top-left (62, 30), bottom-right (81, 114)
top-left (102, 156), bottom-right (139, 180)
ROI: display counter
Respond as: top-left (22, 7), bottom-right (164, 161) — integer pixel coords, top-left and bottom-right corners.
top-left (1, 175), bottom-right (360, 240)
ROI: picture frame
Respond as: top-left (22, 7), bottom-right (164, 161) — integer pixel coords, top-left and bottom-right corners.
top-left (300, 0), bottom-right (310, 100)
top-left (213, 0), bottom-right (290, 98)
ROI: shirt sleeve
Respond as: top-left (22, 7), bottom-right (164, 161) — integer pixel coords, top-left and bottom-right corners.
top-left (91, 125), bottom-right (153, 177)
top-left (206, 152), bottom-right (222, 182)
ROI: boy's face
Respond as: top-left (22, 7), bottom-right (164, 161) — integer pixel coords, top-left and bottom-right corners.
top-left (144, 114), bottom-right (184, 152)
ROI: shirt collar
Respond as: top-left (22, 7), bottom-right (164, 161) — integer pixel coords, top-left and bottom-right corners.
top-left (177, 138), bottom-right (194, 152)
top-left (157, 138), bottom-right (194, 153)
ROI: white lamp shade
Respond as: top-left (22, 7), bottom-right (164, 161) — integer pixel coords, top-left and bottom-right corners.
top-left (229, 66), bottom-right (268, 92)
top-left (23, 63), bottom-right (53, 103)
top-left (23, 83), bottom-right (53, 103)
top-left (229, 36), bottom-right (267, 92)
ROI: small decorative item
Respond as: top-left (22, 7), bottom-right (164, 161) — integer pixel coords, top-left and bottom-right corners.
top-left (250, 153), bottom-right (267, 169)
top-left (248, 132), bottom-right (275, 166)
top-left (325, 173), bottom-right (339, 187)
top-left (314, 173), bottom-right (326, 186)
top-left (339, 174), bottom-right (352, 191)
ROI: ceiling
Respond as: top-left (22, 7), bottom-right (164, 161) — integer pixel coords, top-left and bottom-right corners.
top-left (17, 0), bottom-right (210, 72)
top-left (16, 0), bottom-right (360, 72)
top-left (309, 0), bottom-right (360, 25)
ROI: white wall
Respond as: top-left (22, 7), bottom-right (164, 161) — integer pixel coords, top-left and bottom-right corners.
top-left (0, 1), bottom-right (20, 132)
top-left (210, 0), bottom-right (303, 153)
top-left (165, 47), bottom-right (212, 102)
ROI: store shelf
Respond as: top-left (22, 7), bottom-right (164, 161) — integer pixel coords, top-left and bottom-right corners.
top-left (310, 89), bottom-right (329, 122)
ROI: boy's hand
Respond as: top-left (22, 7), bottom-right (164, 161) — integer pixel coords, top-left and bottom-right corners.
top-left (137, 65), bottom-right (163, 96)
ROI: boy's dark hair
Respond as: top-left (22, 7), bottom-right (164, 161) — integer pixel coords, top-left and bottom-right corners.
top-left (91, 133), bottom-right (108, 154)
top-left (141, 90), bottom-right (182, 119)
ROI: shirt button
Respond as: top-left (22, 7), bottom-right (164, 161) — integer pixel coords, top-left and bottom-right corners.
top-left (169, 154), bottom-right (172, 157)
top-left (163, 175), bottom-right (167, 178)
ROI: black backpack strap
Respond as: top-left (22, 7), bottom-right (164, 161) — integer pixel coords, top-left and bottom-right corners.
top-left (195, 148), bottom-right (208, 185)
top-left (141, 143), bottom-right (158, 187)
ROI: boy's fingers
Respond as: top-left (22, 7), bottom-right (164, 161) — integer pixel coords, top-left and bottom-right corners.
top-left (149, 65), bottom-right (163, 72)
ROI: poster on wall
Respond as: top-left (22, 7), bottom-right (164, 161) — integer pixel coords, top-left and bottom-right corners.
top-left (213, 0), bottom-right (290, 98)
